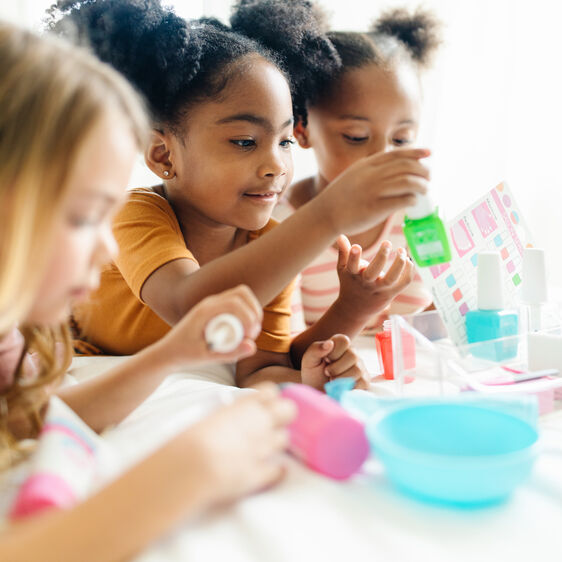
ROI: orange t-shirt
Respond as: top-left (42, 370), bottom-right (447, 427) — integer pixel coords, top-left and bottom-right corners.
top-left (73, 188), bottom-right (295, 356)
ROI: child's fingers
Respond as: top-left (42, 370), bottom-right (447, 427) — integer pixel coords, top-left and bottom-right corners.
top-left (231, 284), bottom-right (263, 323)
top-left (379, 248), bottom-right (408, 287)
top-left (301, 339), bottom-right (335, 369)
top-left (363, 240), bottom-right (392, 283)
top-left (376, 193), bottom-right (419, 215)
top-left (265, 398), bottom-right (297, 429)
top-left (254, 460), bottom-right (288, 492)
top-left (367, 147), bottom-right (431, 166)
top-left (216, 296), bottom-right (262, 341)
top-left (213, 339), bottom-right (257, 362)
top-left (324, 349), bottom-right (359, 378)
top-left (347, 244), bottom-right (363, 275)
top-left (395, 257), bottom-right (415, 290)
top-left (375, 156), bottom-right (431, 182)
top-left (336, 235), bottom-right (351, 271)
top-left (259, 429), bottom-right (291, 459)
top-left (378, 175), bottom-right (429, 198)
top-left (325, 333), bottom-right (351, 362)
top-left (328, 363), bottom-right (370, 390)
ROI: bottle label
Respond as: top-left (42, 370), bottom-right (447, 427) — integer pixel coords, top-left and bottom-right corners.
top-left (416, 240), bottom-right (444, 259)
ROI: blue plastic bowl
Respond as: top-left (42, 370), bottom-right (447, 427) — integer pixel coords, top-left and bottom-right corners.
top-left (366, 403), bottom-right (539, 506)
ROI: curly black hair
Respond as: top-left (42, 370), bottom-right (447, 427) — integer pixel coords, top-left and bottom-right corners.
top-left (45, 0), bottom-right (338, 133)
top-left (233, 2), bottom-right (441, 123)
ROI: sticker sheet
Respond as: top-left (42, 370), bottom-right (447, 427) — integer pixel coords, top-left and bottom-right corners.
top-left (418, 182), bottom-right (534, 346)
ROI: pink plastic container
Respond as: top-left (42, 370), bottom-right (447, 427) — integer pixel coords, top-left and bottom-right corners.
top-left (281, 384), bottom-right (369, 480)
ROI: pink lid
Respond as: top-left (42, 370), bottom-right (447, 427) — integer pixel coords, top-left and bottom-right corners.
top-left (281, 384), bottom-right (369, 480)
top-left (10, 473), bottom-right (76, 520)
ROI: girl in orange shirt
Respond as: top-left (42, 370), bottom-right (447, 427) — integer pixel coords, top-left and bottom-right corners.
top-left (55, 0), bottom-right (430, 389)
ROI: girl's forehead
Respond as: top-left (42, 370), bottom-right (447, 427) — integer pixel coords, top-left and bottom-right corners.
top-left (317, 62), bottom-right (421, 112)
top-left (189, 59), bottom-right (293, 126)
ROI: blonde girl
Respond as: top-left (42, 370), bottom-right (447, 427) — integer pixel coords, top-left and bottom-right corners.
top-left (0, 22), bottom-right (294, 560)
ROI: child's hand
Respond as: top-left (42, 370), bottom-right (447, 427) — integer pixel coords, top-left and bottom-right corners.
top-left (335, 236), bottom-right (414, 324)
top-left (318, 147), bottom-right (430, 236)
top-left (156, 284), bottom-right (263, 370)
top-left (301, 334), bottom-right (369, 390)
top-left (179, 383), bottom-right (296, 505)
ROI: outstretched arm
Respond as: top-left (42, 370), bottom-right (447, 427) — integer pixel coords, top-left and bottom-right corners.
top-left (59, 286), bottom-right (262, 432)
top-left (140, 149), bottom-right (429, 326)
top-left (1, 384), bottom-right (295, 562)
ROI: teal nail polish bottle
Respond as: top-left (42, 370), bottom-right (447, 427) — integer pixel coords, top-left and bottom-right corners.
top-left (403, 194), bottom-right (451, 267)
top-left (465, 252), bottom-right (519, 361)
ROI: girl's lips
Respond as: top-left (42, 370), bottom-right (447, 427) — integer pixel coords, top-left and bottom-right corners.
top-left (243, 191), bottom-right (279, 203)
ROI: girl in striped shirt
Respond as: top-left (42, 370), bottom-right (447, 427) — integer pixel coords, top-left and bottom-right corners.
top-left (273, 7), bottom-right (441, 336)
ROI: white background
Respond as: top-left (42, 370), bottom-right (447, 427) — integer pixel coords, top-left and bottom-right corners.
top-left (3, 0), bottom-right (562, 281)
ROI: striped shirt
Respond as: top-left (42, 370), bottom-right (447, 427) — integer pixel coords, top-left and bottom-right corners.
top-left (274, 198), bottom-right (433, 335)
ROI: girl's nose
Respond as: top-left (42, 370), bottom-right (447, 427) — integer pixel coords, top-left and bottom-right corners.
top-left (370, 138), bottom-right (393, 156)
top-left (257, 149), bottom-right (287, 178)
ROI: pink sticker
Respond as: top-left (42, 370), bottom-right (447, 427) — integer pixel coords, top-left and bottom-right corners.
top-left (453, 288), bottom-right (463, 302)
top-left (459, 303), bottom-right (469, 316)
top-left (429, 262), bottom-right (450, 279)
top-left (472, 202), bottom-right (497, 238)
top-left (501, 247), bottom-right (509, 260)
top-left (450, 220), bottom-right (475, 258)
top-left (507, 260), bottom-right (515, 273)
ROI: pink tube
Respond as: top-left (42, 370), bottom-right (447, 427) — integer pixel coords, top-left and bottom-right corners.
top-left (281, 384), bottom-right (369, 480)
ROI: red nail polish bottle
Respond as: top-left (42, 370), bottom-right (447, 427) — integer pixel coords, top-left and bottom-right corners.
top-left (375, 320), bottom-right (416, 380)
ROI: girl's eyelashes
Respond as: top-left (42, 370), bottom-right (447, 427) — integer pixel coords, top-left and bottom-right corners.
top-left (393, 137), bottom-right (414, 146)
top-left (229, 137), bottom-right (296, 150)
top-left (280, 137), bottom-right (296, 148)
top-left (341, 134), bottom-right (416, 146)
top-left (342, 134), bottom-right (369, 144)
top-left (230, 138), bottom-right (256, 149)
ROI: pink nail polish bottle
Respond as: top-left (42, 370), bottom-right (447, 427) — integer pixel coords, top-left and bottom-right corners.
top-left (281, 384), bottom-right (369, 480)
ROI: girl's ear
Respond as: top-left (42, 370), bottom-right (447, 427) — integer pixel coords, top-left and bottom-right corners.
top-left (294, 120), bottom-right (312, 149)
top-left (145, 129), bottom-right (175, 179)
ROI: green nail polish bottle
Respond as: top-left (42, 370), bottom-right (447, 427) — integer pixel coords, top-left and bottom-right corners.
top-left (403, 194), bottom-right (451, 267)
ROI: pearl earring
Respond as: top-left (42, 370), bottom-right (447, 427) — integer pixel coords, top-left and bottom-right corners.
top-left (163, 170), bottom-right (170, 177)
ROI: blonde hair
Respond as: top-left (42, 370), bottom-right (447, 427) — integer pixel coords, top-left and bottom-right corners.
top-left (0, 23), bottom-right (149, 467)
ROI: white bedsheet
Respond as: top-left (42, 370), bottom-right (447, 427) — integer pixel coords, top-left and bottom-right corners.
top-left (67, 343), bottom-right (562, 562)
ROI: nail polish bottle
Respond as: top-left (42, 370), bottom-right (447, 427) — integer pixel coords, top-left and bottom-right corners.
top-left (205, 314), bottom-right (243, 353)
top-left (465, 252), bottom-right (519, 360)
top-left (375, 320), bottom-right (416, 380)
top-left (280, 384), bottom-right (369, 480)
top-left (521, 248), bottom-right (548, 333)
top-left (403, 194), bottom-right (452, 267)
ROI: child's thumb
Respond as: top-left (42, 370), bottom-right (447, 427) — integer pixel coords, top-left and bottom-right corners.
top-left (302, 339), bottom-right (334, 367)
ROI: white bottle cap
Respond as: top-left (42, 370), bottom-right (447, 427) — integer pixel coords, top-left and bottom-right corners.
top-left (522, 248), bottom-right (548, 304)
top-left (477, 251), bottom-right (504, 310)
top-left (405, 193), bottom-right (435, 220)
top-left (205, 314), bottom-right (244, 353)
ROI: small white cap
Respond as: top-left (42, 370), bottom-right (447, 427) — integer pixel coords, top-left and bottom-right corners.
top-left (405, 193), bottom-right (435, 220)
top-left (477, 251), bottom-right (504, 310)
top-left (205, 314), bottom-right (244, 353)
top-left (522, 248), bottom-right (548, 304)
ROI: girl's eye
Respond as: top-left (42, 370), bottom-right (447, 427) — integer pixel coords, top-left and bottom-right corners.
top-left (342, 134), bottom-right (368, 144)
top-left (280, 138), bottom-right (296, 148)
top-left (230, 139), bottom-right (256, 149)
top-left (68, 216), bottom-right (100, 228)
top-left (393, 138), bottom-right (414, 146)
